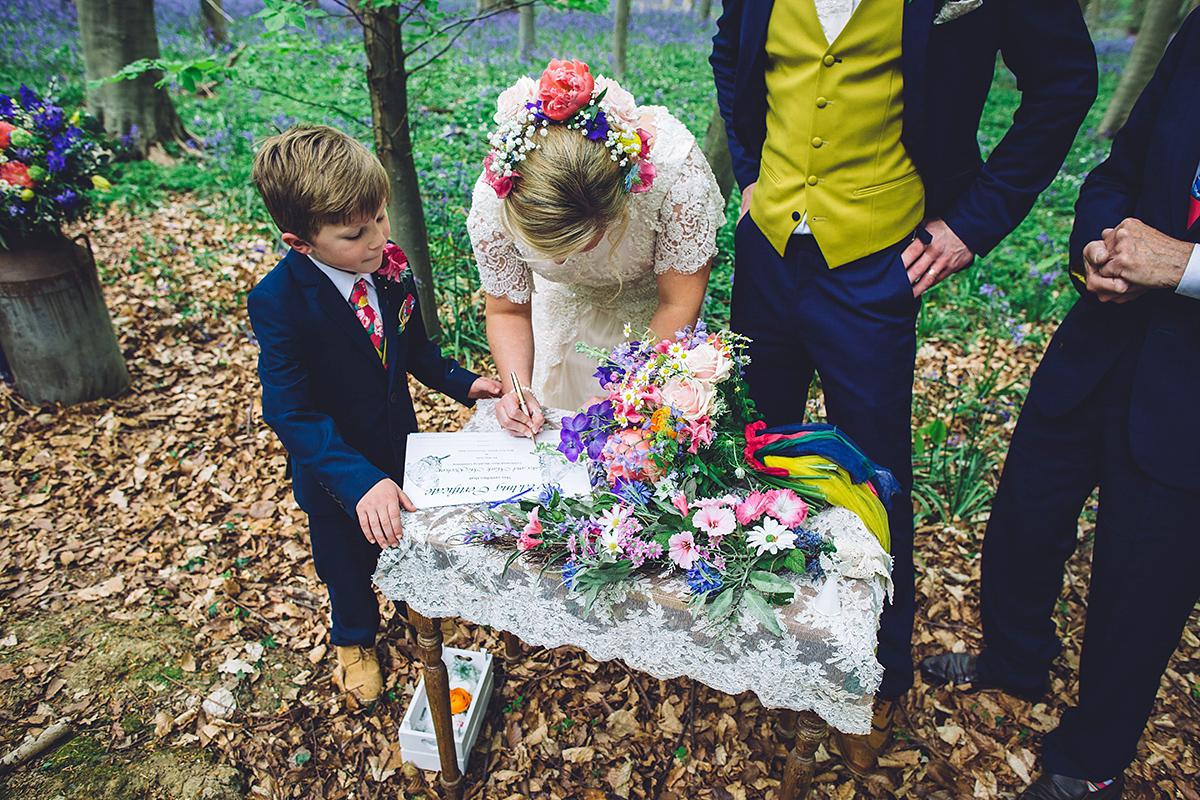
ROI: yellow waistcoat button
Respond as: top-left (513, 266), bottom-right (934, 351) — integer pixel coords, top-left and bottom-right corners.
top-left (807, 175), bottom-right (819, 186)
top-left (812, 137), bottom-right (824, 148)
top-left (822, 54), bottom-right (837, 67)
top-left (815, 97), bottom-right (829, 108)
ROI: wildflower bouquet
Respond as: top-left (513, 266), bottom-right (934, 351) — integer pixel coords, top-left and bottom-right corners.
top-left (470, 325), bottom-right (897, 635)
top-left (0, 85), bottom-right (111, 249)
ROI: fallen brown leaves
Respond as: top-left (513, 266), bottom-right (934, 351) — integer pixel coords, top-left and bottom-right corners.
top-left (0, 198), bottom-right (1196, 799)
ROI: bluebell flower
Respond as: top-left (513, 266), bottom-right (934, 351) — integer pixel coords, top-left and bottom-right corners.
top-left (686, 561), bottom-right (723, 597)
top-left (46, 149), bottom-right (66, 173)
top-left (17, 85), bottom-right (37, 110)
top-left (33, 106), bottom-right (65, 132)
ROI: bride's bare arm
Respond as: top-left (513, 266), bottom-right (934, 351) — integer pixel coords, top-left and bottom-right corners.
top-left (485, 292), bottom-right (545, 437)
top-left (650, 262), bottom-right (712, 341)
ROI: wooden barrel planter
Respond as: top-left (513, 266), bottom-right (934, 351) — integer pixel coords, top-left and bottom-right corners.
top-left (0, 234), bottom-right (129, 405)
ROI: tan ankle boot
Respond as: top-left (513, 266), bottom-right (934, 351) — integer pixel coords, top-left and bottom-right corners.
top-left (336, 645), bottom-right (383, 702)
top-left (833, 698), bottom-right (896, 775)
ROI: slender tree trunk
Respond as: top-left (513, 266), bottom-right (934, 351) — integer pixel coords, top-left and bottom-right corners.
top-left (1086, 0), bottom-right (1102, 29)
top-left (612, 0), bottom-right (630, 81)
top-left (201, 0), bottom-right (227, 44)
top-left (702, 105), bottom-right (734, 206)
top-left (697, 0), bottom-right (713, 20)
top-left (76, 0), bottom-right (188, 161)
top-left (1128, 0), bottom-right (1147, 32)
top-left (516, 3), bottom-right (535, 61)
top-left (355, 2), bottom-right (442, 341)
top-left (1100, 0), bottom-right (1187, 136)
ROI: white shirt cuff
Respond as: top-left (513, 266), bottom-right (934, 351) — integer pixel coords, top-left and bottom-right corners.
top-left (1176, 244), bottom-right (1200, 299)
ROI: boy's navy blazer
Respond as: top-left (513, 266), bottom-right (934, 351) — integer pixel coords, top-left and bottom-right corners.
top-left (1033, 9), bottom-right (1200, 492)
top-left (710, 0), bottom-right (1098, 258)
top-left (247, 248), bottom-right (478, 518)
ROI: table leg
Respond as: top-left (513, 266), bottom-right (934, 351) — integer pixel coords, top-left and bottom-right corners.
top-left (777, 710), bottom-right (827, 800)
top-left (407, 610), bottom-right (463, 800)
top-left (501, 630), bottom-right (523, 663)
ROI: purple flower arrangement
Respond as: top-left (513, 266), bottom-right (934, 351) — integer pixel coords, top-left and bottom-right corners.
top-left (0, 85), bottom-right (110, 249)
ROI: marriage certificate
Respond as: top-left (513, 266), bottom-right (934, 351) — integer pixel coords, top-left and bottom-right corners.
top-left (403, 430), bottom-right (591, 508)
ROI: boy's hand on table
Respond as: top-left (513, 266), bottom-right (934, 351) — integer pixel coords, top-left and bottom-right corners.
top-left (469, 377), bottom-right (504, 400)
top-left (357, 478), bottom-right (415, 548)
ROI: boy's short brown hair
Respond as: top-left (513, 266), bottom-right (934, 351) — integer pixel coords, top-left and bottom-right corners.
top-left (252, 125), bottom-right (389, 242)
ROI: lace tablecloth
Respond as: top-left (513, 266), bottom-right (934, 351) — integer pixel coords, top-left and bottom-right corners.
top-left (373, 407), bottom-right (892, 735)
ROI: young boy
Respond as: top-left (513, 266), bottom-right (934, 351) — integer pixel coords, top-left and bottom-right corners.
top-left (247, 125), bottom-right (501, 702)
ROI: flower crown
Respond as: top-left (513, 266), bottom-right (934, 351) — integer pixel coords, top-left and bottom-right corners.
top-left (482, 59), bottom-right (656, 200)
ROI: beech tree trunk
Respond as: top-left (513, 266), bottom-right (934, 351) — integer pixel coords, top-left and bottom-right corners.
top-left (76, 0), bottom-right (189, 160)
top-left (1099, 0), bottom-right (1187, 136)
top-left (201, 0), bottom-right (228, 44)
top-left (355, 1), bottom-right (442, 341)
top-left (517, 3), bottom-right (535, 61)
top-left (697, 0), bottom-right (713, 21)
top-left (612, 0), bottom-right (630, 81)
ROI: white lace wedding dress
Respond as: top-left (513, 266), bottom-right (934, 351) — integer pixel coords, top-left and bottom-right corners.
top-left (467, 107), bottom-right (727, 409)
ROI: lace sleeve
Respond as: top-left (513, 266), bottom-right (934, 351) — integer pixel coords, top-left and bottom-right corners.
top-left (652, 145), bottom-right (728, 276)
top-left (466, 176), bottom-right (533, 304)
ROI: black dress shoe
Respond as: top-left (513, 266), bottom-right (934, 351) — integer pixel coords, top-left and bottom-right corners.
top-left (918, 652), bottom-right (1047, 701)
top-left (1017, 773), bottom-right (1123, 799)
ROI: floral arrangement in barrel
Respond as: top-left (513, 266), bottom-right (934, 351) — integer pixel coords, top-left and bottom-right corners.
top-left (0, 85), bottom-right (111, 249)
top-left (469, 323), bottom-right (900, 635)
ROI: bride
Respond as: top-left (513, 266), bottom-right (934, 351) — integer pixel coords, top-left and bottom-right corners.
top-left (467, 58), bottom-right (726, 437)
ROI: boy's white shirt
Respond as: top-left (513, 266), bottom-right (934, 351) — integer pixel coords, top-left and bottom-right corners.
top-left (310, 255), bottom-right (384, 318)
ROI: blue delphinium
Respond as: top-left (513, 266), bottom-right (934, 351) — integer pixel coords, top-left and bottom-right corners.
top-left (557, 411), bottom-right (590, 462)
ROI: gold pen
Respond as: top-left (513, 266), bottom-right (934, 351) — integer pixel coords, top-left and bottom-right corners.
top-left (509, 371), bottom-right (530, 417)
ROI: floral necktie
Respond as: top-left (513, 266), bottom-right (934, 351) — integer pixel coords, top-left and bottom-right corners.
top-left (349, 277), bottom-right (386, 366)
top-left (1189, 165), bottom-right (1200, 229)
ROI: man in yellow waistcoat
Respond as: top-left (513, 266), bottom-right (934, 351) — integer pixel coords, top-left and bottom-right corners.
top-left (712, 0), bottom-right (1097, 778)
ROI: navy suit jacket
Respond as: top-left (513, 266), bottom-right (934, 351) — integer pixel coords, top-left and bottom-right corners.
top-left (247, 248), bottom-right (479, 517)
top-left (710, 0), bottom-right (1098, 257)
top-left (1032, 10), bottom-right (1200, 492)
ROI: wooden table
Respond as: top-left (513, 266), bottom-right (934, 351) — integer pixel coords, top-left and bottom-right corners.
top-left (374, 502), bottom-right (891, 800)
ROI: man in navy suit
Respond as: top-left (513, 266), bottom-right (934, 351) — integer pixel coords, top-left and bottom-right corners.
top-left (711, 0), bottom-right (1097, 772)
top-left (921, 11), bottom-right (1200, 799)
top-left (247, 126), bottom-right (501, 702)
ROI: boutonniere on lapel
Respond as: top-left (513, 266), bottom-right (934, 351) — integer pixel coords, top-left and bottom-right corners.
top-left (376, 243), bottom-right (417, 334)
top-left (376, 242), bottom-right (412, 284)
top-left (934, 0), bottom-right (983, 24)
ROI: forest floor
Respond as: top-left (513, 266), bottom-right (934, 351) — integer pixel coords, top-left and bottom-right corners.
top-left (1, 198), bottom-right (1197, 799)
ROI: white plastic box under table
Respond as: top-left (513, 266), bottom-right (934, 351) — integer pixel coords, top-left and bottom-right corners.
top-left (398, 646), bottom-right (494, 774)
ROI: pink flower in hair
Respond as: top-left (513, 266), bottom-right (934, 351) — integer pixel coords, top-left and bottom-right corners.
top-left (537, 59), bottom-right (595, 121)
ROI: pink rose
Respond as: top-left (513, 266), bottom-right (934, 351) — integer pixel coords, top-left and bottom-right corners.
top-left (538, 59), bottom-right (595, 121)
top-left (603, 427), bottom-right (662, 484)
top-left (683, 342), bottom-right (732, 385)
top-left (495, 75), bottom-right (537, 123)
top-left (592, 76), bottom-right (639, 129)
top-left (661, 376), bottom-right (713, 422)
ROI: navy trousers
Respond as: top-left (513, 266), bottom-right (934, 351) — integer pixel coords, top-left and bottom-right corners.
top-left (731, 215), bottom-right (920, 701)
top-left (977, 330), bottom-right (1200, 780)
top-left (309, 512), bottom-right (384, 647)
